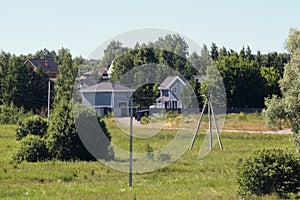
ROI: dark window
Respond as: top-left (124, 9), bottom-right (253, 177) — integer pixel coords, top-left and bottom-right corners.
top-left (162, 90), bottom-right (169, 97)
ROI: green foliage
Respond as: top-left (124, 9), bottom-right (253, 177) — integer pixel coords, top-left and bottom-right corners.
top-left (53, 52), bottom-right (77, 104)
top-left (99, 41), bottom-right (129, 68)
top-left (263, 95), bottom-right (287, 130)
top-left (33, 48), bottom-right (58, 61)
top-left (75, 109), bottom-right (114, 161)
top-left (199, 65), bottom-right (226, 108)
top-left (0, 103), bottom-right (32, 124)
top-left (107, 36), bottom-right (288, 110)
top-left (180, 83), bottom-right (197, 109)
top-left (47, 53), bottom-right (113, 161)
top-left (238, 112), bottom-right (246, 121)
top-left (154, 34), bottom-right (189, 59)
top-left (260, 66), bottom-right (281, 96)
top-left (264, 30), bottom-right (300, 151)
top-left (141, 116), bottom-right (150, 124)
top-left (145, 143), bottom-right (154, 159)
top-left (216, 54), bottom-right (265, 107)
top-left (0, 122), bottom-right (298, 199)
top-left (47, 53), bottom-right (88, 161)
top-left (46, 100), bottom-right (82, 160)
top-left (133, 83), bottom-right (160, 108)
top-left (285, 28), bottom-right (300, 53)
top-left (1, 55), bottom-right (49, 112)
top-left (14, 135), bottom-right (48, 162)
top-left (210, 42), bottom-right (219, 61)
top-left (166, 110), bottom-right (179, 120)
top-left (16, 115), bottom-right (47, 140)
top-left (237, 149), bottom-right (300, 198)
top-left (157, 152), bottom-right (171, 162)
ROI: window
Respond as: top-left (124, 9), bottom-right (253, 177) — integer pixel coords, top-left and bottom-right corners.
top-left (172, 86), bottom-right (177, 94)
top-left (162, 90), bottom-right (169, 97)
top-left (172, 101), bottom-right (177, 108)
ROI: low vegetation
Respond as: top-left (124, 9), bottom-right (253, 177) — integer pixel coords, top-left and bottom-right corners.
top-left (0, 115), bottom-right (299, 199)
top-left (237, 149), bottom-right (300, 199)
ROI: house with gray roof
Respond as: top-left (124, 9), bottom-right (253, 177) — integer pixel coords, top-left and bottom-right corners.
top-left (154, 75), bottom-right (186, 109)
top-left (80, 81), bottom-right (134, 117)
top-left (24, 59), bottom-right (59, 79)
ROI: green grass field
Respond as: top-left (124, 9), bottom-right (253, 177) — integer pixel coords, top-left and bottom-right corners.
top-left (0, 115), bottom-right (297, 200)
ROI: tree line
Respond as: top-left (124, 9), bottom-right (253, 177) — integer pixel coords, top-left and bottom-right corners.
top-left (0, 29), bottom-right (299, 160)
top-left (0, 35), bottom-right (291, 113)
top-left (99, 35), bottom-right (289, 109)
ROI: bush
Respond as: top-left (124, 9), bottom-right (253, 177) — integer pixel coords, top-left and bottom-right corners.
top-left (16, 115), bottom-right (48, 140)
top-left (145, 143), bottom-right (154, 160)
top-left (48, 108), bottom-right (114, 161)
top-left (157, 152), bottom-right (171, 162)
top-left (166, 110), bottom-right (179, 120)
top-left (141, 116), bottom-right (150, 124)
top-left (0, 103), bottom-right (32, 124)
top-left (237, 149), bottom-right (300, 198)
top-left (14, 135), bottom-right (49, 162)
top-left (238, 112), bottom-right (246, 121)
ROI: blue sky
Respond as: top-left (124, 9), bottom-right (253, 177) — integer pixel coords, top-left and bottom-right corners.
top-left (1, 0), bottom-right (299, 58)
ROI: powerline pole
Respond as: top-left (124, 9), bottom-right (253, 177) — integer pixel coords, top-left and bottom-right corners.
top-left (129, 96), bottom-right (133, 187)
top-left (190, 94), bottom-right (223, 151)
top-left (47, 80), bottom-right (51, 125)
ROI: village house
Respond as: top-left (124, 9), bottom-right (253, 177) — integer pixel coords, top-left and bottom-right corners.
top-left (80, 81), bottom-right (134, 117)
top-left (24, 59), bottom-right (59, 79)
top-left (154, 75), bottom-right (187, 109)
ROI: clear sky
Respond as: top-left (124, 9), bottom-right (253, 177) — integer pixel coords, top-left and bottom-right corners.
top-left (1, 0), bottom-right (299, 58)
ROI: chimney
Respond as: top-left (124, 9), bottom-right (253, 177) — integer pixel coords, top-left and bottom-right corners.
top-left (45, 60), bottom-right (48, 68)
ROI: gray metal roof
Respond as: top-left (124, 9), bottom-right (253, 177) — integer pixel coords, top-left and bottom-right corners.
top-left (80, 81), bottom-right (134, 92)
top-left (158, 75), bottom-right (186, 90)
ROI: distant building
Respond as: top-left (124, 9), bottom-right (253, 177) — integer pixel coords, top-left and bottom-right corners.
top-left (77, 79), bottom-right (99, 90)
top-left (80, 81), bottom-right (134, 117)
top-left (154, 76), bottom-right (186, 109)
top-left (24, 59), bottom-right (59, 79)
top-left (83, 67), bottom-right (107, 78)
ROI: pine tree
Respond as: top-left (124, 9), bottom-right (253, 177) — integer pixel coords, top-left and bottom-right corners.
top-left (47, 53), bottom-right (81, 160)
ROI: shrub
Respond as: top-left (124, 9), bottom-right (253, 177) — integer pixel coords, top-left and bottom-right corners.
top-left (141, 116), bottom-right (150, 124)
top-left (16, 115), bottom-right (48, 140)
top-left (166, 110), bottom-right (179, 120)
top-left (14, 135), bottom-right (49, 162)
top-left (48, 108), bottom-right (114, 161)
top-left (237, 149), bottom-right (300, 198)
top-left (0, 103), bottom-right (32, 124)
top-left (145, 143), bottom-right (154, 160)
top-left (157, 152), bottom-right (171, 162)
top-left (238, 112), bottom-right (246, 121)
top-left (46, 101), bottom-right (84, 161)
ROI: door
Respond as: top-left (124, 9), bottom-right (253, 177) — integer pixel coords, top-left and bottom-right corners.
top-left (172, 101), bottom-right (177, 108)
top-left (118, 102), bottom-right (127, 117)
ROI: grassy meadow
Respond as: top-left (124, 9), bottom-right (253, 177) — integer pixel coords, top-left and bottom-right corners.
top-left (0, 114), bottom-right (298, 199)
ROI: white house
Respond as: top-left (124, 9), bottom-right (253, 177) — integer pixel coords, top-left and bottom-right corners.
top-left (154, 76), bottom-right (186, 109)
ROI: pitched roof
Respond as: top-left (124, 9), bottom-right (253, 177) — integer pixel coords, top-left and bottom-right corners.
top-left (156, 96), bottom-right (171, 102)
top-left (158, 75), bottom-right (186, 90)
top-left (80, 79), bottom-right (99, 86)
top-left (83, 68), bottom-right (106, 76)
top-left (26, 59), bottom-right (59, 73)
top-left (80, 81), bottom-right (134, 92)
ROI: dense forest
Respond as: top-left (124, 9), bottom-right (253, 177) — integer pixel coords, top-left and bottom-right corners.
top-left (0, 34), bottom-right (290, 114)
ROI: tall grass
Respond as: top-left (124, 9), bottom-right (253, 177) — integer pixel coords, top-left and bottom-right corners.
top-left (0, 117), bottom-right (296, 199)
